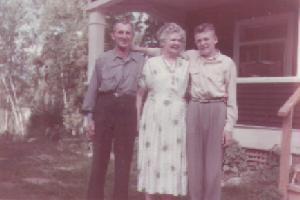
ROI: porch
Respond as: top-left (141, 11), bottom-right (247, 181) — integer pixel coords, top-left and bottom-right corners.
top-left (86, 0), bottom-right (300, 199)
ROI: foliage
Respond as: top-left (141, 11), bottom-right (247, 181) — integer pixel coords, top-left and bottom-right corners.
top-left (27, 103), bottom-right (63, 141)
top-left (141, 16), bottom-right (163, 47)
top-left (222, 143), bottom-right (282, 200)
top-left (247, 146), bottom-right (280, 185)
top-left (29, 0), bottom-right (88, 137)
top-left (0, 0), bottom-right (42, 136)
top-left (62, 94), bottom-right (85, 136)
top-left (223, 141), bottom-right (248, 176)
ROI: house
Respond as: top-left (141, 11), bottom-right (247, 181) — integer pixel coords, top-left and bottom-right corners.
top-left (85, 0), bottom-right (300, 198)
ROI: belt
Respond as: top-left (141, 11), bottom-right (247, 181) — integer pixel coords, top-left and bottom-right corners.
top-left (191, 97), bottom-right (226, 103)
top-left (98, 90), bottom-right (121, 97)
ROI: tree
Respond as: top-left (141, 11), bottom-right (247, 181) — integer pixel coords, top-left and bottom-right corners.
top-left (0, 0), bottom-right (88, 137)
top-left (29, 0), bottom-right (88, 137)
top-left (0, 0), bottom-right (41, 136)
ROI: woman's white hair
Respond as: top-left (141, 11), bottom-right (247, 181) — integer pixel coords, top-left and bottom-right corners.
top-left (156, 23), bottom-right (186, 47)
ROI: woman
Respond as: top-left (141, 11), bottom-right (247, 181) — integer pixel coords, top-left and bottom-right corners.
top-left (136, 23), bottom-right (189, 200)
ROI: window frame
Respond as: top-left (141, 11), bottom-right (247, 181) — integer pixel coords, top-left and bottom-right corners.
top-left (234, 13), bottom-right (297, 83)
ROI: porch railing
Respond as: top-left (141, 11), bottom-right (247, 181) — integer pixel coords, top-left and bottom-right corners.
top-left (277, 87), bottom-right (300, 199)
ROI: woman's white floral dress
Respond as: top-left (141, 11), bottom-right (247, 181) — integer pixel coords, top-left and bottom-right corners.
top-left (137, 56), bottom-right (189, 196)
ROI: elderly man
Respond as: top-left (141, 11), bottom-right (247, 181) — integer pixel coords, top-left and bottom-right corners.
top-left (82, 19), bottom-right (144, 200)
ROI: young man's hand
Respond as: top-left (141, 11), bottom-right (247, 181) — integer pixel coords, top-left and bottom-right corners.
top-left (223, 131), bottom-right (233, 147)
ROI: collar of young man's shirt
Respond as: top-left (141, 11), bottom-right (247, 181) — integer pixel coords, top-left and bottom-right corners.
top-left (197, 50), bottom-right (222, 65)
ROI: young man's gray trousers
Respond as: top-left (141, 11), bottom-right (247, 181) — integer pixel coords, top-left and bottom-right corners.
top-left (187, 101), bottom-right (226, 200)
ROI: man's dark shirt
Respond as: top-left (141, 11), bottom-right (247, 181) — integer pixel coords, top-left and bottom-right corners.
top-left (82, 49), bottom-right (145, 115)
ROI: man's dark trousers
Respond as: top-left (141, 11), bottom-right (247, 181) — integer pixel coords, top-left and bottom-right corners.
top-left (87, 93), bottom-right (137, 200)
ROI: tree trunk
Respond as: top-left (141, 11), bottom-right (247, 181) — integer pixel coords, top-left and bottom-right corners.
top-left (1, 76), bottom-right (25, 136)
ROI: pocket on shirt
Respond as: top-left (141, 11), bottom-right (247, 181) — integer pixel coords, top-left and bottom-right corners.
top-left (102, 71), bottom-right (116, 80)
top-left (207, 71), bottom-right (224, 83)
top-left (101, 72), bottom-right (118, 90)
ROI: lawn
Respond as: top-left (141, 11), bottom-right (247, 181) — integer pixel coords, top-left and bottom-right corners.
top-left (0, 136), bottom-right (280, 200)
top-left (0, 137), bottom-right (90, 200)
top-left (0, 136), bottom-right (145, 200)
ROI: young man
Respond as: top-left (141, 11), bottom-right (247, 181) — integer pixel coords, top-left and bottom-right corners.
top-left (186, 23), bottom-right (238, 200)
top-left (82, 19), bottom-right (144, 200)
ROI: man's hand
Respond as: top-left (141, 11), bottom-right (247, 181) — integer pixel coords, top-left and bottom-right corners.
top-left (223, 131), bottom-right (233, 147)
top-left (84, 117), bottom-right (95, 140)
top-left (137, 115), bottom-right (140, 132)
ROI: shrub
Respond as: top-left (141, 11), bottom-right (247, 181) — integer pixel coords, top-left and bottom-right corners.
top-left (223, 141), bottom-right (248, 176)
top-left (222, 142), bottom-right (282, 200)
top-left (27, 103), bottom-right (64, 141)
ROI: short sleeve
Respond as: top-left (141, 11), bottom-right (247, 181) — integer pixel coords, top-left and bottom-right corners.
top-left (138, 59), bottom-right (151, 89)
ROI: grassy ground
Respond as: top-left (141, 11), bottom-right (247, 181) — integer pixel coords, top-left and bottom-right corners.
top-left (0, 136), bottom-right (90, 200)
top-left (0, 136), bottom-right (146, 200)
top-left (0, 136), bottom-right (279, 200)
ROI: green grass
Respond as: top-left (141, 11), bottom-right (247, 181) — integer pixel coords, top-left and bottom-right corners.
top-left (0, 136), bottom-right (281, 200)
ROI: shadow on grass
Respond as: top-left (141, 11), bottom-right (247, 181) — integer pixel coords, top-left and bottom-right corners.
top-left (0, 136), bottom-right (281, 200)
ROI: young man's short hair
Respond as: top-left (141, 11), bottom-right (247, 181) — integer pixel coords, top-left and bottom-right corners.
top-left (193, 23), bottom-right (217, 36)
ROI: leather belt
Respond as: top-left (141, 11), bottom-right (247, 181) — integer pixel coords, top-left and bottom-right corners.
top-left (98, 90), bottom-right (121, 97)
top-left (191, 97), bottom-right (227, 103)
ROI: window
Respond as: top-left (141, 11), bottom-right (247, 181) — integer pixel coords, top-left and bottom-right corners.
top-left (234, 14), bottom-right (296, 78)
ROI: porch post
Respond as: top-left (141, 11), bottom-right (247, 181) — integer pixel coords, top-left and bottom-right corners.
top-left (87, 10), bottom-right (105, 81)
top-left (278, 110), bottom-right (293, 200)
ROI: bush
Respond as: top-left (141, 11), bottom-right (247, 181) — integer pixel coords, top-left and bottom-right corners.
top-left (62, 105), bottom-right (83, 136)
top-left (27, 103), bottom-right (64, 141)
top-left (223, 141), bottom-right (248, 176)
top-left (222, 142), bottom-right (282, 200)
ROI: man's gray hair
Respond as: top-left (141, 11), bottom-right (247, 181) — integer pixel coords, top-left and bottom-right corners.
top-left (112, 18), bottom-right (135, 33)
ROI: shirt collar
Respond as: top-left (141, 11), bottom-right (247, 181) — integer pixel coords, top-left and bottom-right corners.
top-left (198, 50), bottom-right (222, 64)
top-left (112, 48), bottom-right (138, 63)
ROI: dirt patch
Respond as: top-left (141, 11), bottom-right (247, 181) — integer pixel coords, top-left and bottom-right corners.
top-left (0, 136), bottom-right (146, 200)
top-left (0, 137), bottom-right (90, 200)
